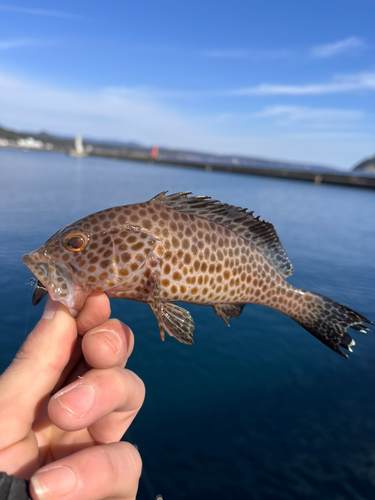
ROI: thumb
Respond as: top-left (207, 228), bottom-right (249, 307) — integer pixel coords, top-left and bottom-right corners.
top-left (0, 297), bottom-right (77, 449)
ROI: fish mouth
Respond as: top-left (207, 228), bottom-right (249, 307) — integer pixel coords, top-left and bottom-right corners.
top-left (23, 252), bottom-right (89, 315)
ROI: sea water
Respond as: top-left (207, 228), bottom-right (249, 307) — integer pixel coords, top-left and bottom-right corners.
top-left (0, 149), bottom-right (375, 500)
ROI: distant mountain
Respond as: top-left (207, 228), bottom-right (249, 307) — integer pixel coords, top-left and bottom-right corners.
top-left (0, 125), bottom-right (26, 141)
top-left (352, 156), bottom-right (375, 174)
top-left (0, 123), bottom-right (343, 172)
top-left (84, 137), bottom-right (145, 150)
top-left (0, 125), bottom-right (74, 150)
top-left (157, 146), bottom-right (338, 173)
top-left (0, 125), bottom-right (147, 152)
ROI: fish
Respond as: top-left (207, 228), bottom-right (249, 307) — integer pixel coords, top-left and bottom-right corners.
top-left (23, 191), bottom-right (372, 359)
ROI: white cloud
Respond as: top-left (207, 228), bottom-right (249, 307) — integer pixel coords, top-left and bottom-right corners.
top-left (115, 45), bottom-right (290, 61)
top-left (253, 105), bottom-right (364, 128)
top-left (201, 48), bottom-right (289, 59)
top-left (230, 72), bottom-right (375, 96)
top-left (0, 73), bottom-right (206, 146)
top-left (0, 4), bottom-right (81, 19)
top-left (98, 72), bottom-right (375, 100)
top-left (0, 38), bottom-right (53, 50)
top-left (0, 72), bottom-right (373, 169)
top-left (311, 36), bottom-right (365, 58)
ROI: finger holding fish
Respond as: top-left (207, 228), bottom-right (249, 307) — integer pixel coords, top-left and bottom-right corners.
top-left (75, 291), bottom-right (111, 335)
top-left (52, 296), bottom-right (134, 407)
top-left (51, 291), bottom-right (115, 394)
top-left (82, 318), bottom-right (134, 369)
top-left (0, 299), bottom-right (76, 452)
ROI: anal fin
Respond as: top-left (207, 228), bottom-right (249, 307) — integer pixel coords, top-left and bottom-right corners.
top-left (213, 304), bottom-right (245, 326)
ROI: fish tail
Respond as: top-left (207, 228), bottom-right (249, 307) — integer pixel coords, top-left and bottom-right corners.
top-left (287, 289), bottom-right (373, 358)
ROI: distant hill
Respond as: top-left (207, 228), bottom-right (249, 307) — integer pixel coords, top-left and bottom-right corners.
top-left (0, 125), bottom-right (74, 150)
top-left (157, 147), bottom-right (338, 173)
top-left (352, 156), bottom-right (375, 174)
top-left (0, 123), bottom-right (343, 172)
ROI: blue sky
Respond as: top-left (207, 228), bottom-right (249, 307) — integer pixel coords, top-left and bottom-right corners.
top-left (0, 0), bottom-right (374, 169)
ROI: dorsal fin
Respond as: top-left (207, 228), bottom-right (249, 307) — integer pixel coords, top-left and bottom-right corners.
top-left (151, 191), bottom-right (293, 278)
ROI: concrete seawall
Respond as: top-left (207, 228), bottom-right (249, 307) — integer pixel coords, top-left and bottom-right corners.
top-left (89, 150), bottom-right (375, 190)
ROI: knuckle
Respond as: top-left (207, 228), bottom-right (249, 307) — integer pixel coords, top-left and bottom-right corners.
top-left (119, 442), bottom-right (143, 479)
top-left (101, 442), bottom-right (142, 483)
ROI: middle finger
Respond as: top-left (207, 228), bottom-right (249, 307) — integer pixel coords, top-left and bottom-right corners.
top-left (82, 319), bottom-right (134, 370)
top-left (63, 319), bottom-right (134, 388)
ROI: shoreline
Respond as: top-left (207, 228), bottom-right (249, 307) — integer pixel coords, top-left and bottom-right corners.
top-left (2, 145), bottom-right (375, 190)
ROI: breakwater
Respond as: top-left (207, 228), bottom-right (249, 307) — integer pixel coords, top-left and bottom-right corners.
top-left (2, 140), bottom-right (374, 189)
top-left (89, 149), bottom-right (375, 190)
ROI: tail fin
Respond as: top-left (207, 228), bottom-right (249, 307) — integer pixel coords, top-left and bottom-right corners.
top-left (292, 292), bottom-right (373, 358)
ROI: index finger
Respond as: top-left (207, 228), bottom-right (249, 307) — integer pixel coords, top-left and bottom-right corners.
top-left (75, 292), bottom-right (111, 335)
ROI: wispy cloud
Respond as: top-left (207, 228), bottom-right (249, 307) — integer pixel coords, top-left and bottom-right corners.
top-left (131, 72), bottom-right (375, 98)
top-left (0, 72), bottom-right (373, 169)
top-left (115, 45), bottom-right (291, 61)
top-left (0, 73), bottom-right (205, 146)
top-left (0, 38), bottom-right (54, 50)
top-left (201, 48), bottom-right (289, 60)
top-left (311, 36), bottom-right (365, 58)
top-left (252, 105), bottom-right (364, 129)
top-left (104, 72), bottom-right (375, 100)
top-left (0, 4), bottom-right (82, 19)
top-left (229, 72), bottom-right (375, 96)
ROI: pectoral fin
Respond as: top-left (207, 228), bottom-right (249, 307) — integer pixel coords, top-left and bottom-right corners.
top-left (149, 302), bottom-right (194, 345)
top-left (213, 304), bottom-right (245, 326)
top-left (150, 280), bottom-right (165, 341)
top-left (149, 291), bottom-right (195, 345)
top-left (160, 302), bottom-right (195, 345)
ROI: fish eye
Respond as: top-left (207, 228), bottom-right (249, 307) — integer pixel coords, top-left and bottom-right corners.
top-left (63, 233), bottom-right (88, 252)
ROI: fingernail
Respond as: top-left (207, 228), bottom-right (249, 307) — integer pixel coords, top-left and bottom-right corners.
top-left (42, 297), bottom-right (59, 320)
top-left (31, 465), bottom-right (77, 500)
top-left (54, 382), bottom-right (96, 417)
top-left (92, 329), bottom-right (123, 354)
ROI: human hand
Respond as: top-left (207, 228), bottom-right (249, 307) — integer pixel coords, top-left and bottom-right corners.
top-left (0, 292), bottom-right (145, 500)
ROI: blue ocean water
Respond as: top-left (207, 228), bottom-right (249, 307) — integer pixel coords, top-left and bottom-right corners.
top-left (0, 148), bottom-right (375, 499)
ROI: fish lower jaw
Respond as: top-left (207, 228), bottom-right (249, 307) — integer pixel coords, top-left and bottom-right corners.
top-left (45, 283), bottom-right (89, 317)
top-left (23, 253), bottom-right (89, 315)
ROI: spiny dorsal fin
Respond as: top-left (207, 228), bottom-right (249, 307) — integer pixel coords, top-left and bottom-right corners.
top-left (151, 191), bottom-right (293, 278)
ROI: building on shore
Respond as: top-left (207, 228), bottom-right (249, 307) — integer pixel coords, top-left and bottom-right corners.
top-left (17, 137), bottom-right (44, 149)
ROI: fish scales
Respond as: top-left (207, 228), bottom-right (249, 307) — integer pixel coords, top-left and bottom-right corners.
top-left (23, 191), bottom-right (372, 358)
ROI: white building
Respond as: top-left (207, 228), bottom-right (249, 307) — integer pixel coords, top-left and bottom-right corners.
top-left (17, 137), bottom-right (44, 149)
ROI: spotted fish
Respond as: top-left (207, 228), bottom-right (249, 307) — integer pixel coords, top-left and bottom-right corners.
top-left (23, 191), bottom-right (372, 358)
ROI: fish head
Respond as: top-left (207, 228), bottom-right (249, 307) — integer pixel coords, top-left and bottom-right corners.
top-left (23, 224), bottom-right (93, 316)
top-left (23, 207), bottom-right (160, 315)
